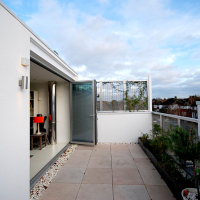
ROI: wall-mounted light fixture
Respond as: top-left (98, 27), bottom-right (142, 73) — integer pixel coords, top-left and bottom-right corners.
top-left (21, 57), bottom-right (30, 66)
top-left (19, 76), bottom-right (28, 89)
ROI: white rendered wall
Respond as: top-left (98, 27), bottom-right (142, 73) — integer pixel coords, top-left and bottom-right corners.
top-left (56, 82), bottom-right (71, 143)
top-left (30, 83), bottom-right (49, 133)
top-left (97, 112), bottom-right (152, 143)
top-left (0, 5), bottom-right (30, 200)
top-left (0, 2), bottom-right (78, 199)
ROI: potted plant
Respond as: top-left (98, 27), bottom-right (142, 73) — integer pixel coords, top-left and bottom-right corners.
top-left (182, 188), bottom-right (199, 200)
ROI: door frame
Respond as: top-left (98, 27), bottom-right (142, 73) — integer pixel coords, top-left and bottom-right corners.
top-left (70, 80), bottom-right (97, 145)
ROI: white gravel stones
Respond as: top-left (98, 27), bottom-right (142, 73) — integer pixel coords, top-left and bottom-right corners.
top-left (97, 142), bottom-right (136, 145)
top-left (30, 144), bottom-right (77, 200)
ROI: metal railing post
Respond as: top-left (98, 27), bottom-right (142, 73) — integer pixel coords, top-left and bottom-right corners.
top-left (123, 81), bottom-right (126, 111)
top-left (148, 75), bottom-right (152, 111)
top-left (160, 114), bottom-right (163, 128)
top-left (197, 101), bottom-right (200, 136)
top-left (100, 82), bottom-right (103, 111)
top-left (178, 118), bottom-right (181, 127)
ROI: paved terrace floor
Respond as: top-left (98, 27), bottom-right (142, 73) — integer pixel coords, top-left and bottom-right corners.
top-left (39, 144), bottom-right (176, 200)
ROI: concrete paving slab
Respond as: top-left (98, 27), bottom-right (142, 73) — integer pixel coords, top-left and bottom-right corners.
top-left (76, 145), bottom-right (94, 150)
top-left (130, 150), bottom-right (148, 158)
top-left (129, 148), bottom-right (146, 153)
top-left (88, 158), bottom-right (112, 168)
top-left (69, 150), bottom-right (92, 159)
top-left (63, 158), bottom-right (89, 168)
top-left (139, 169), bottom-right (166, 185)
top-left (91, 149), bottom-right (111, 159)
top-left (39, 183), bottom-right (80, 200)
top-left (113, 169), bottom-right (144, 185)
top-left (38, 143), bottom-right (174, 200)
top-left (111, 151), bottom-right (133, 159)
top-left (114, 185), bottom-right (151, 200)
top-left (134, 158), bottom-right (155, 170)
top-left (53, 168), bottom-right (85, 184)
top-left (111, 144), bottom-right (129, 151)
top-left (127, 144), bottom-right (142, 150)
top-left (146, 185), bottom-right (176, 200)
top-left (76, 184), bottom-right (113, 200)
top-left (112, 157), bottom-right (136, 169)
top-left (82, 168), bottom-right (112, 184)
top-left (93, 144), bottom-right (111, 150)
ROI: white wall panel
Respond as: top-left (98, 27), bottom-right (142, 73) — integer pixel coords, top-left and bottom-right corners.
top-left (0, 5), bottom-right (30, 200)
top-left (56, 82), bottom-right (71, 143)
top-left (0, 2), bottom-right (76, 199)
top-left (97, 112), bottom-right (152, 143)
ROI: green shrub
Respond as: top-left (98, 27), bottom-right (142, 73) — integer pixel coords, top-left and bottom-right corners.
top-left (149, 124), bottom-right (168, 158)
top-left (140, 124), bottom-right (196, 194)
top-left (168, 126), bottom-right (200, 199)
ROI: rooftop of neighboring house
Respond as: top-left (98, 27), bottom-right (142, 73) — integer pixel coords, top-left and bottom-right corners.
top-left (153, 95), bottom-right (200, 107)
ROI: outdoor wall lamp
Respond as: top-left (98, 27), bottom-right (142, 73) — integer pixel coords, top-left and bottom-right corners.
top-left (19, 76), bottom-right (28, 89)
top-left (21, 57), bottom-right (30, 66)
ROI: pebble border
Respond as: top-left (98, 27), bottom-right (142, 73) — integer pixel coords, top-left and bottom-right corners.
top-left (30, 144), bottom-right (77, 200)
top-left (97, 142), bottom-right (137, 145)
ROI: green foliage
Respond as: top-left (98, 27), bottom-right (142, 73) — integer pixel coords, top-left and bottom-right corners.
top-left (160, 107), bottom-right (167, 113)
top-left (101, 81), bottom-right (147, 112)
top-left (140, 133), bottom-right (149, 142)
top-left (140, 133), bottom-right (150, 148)
top-left (152, 123), bottom-right (163, 136)
top-left (140, 124), bottom-right (197, 192)
top-left (167, 126), bottom-right (190, 161)
top-left (150, 134), bottom-right (168, 156)
top-left (125, 81), bottom-right (147, 111)
top-left (168, 126), bottom-right (200, 163)
top-left (150, 124), bottom-right (168, 157)
top-left (168, 126), bottom-right (200, 199)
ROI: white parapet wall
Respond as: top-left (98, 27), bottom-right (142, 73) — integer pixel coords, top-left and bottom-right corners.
top-left (97, 112), bottom-right (152, 143)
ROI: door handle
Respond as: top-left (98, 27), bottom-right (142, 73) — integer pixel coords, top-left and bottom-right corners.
top-left (90, 115), bottom-right (97, 120)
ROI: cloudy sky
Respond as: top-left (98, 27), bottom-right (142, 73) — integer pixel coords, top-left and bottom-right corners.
top-left (2, 0), bottom-right (200, 98)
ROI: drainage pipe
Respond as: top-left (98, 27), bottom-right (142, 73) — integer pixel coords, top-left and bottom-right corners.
top-left (48, 81), bottom-right (57, 145)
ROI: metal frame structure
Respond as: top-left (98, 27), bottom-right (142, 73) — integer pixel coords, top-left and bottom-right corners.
top-left (97, 79), bottom-right (150, 112)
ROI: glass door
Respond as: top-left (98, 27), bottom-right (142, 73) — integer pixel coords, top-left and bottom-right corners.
top-left (70, 80), bottom-right (97, 145)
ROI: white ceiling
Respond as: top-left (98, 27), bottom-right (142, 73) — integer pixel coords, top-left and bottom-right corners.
top-left (30, 61), bottom-right (67, 83)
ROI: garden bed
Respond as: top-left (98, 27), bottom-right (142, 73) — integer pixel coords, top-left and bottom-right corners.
top-left (138, 138), bottom-right (183, 200)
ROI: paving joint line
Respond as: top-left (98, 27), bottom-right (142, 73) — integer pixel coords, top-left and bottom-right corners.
top-left (75, 145), bottom-right (93, 200)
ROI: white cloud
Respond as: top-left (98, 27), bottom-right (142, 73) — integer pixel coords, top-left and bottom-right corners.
top-left (161, 55), bottom-right (176, 64)
top-left (11, 0), bottom-right (22, 5)
top-left (98, 0), bottom-right (110, 5)
top-left (191, 50), bottom-right (200, 60)
top-left (24, 0), bottom-right (200, 98)
top-left (115, 69), bottom-right (131, 75)
top-left (72, 65), bottom-right (86, 72)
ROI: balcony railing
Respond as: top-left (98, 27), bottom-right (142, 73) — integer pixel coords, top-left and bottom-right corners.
top-left (152, 111), bottom-right (198, 134)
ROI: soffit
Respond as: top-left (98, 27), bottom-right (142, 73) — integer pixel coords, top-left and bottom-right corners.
top-left (30, 61), bottom-right (67, 83)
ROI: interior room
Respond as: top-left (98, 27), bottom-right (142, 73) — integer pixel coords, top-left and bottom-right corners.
top-left (30, 58), bottom-right (71, 181)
